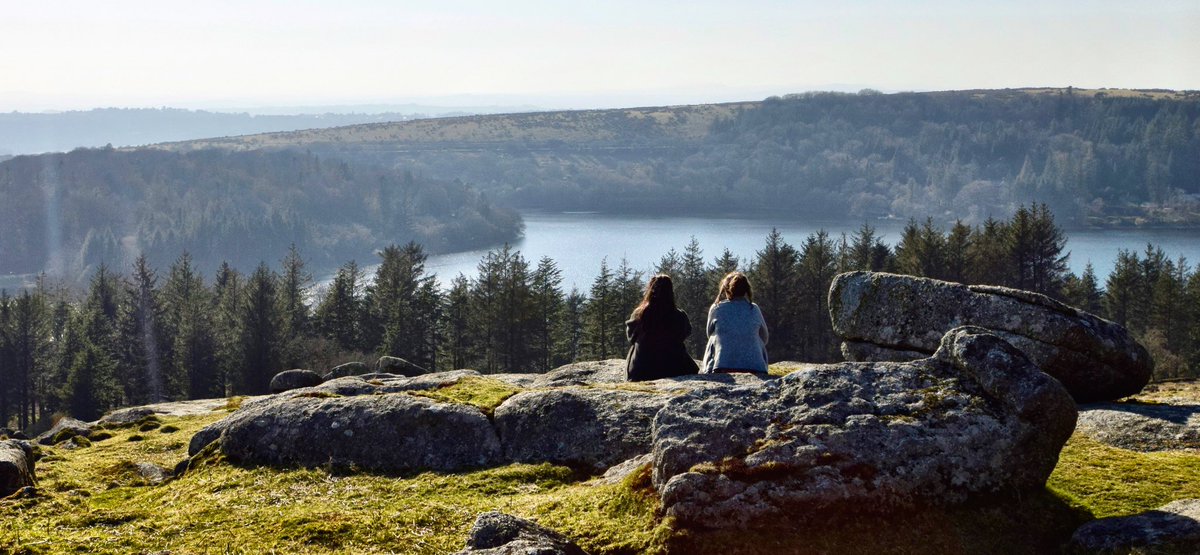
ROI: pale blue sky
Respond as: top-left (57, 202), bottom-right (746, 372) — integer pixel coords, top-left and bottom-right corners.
top-left (1, 0), bottom-right (1196, 111)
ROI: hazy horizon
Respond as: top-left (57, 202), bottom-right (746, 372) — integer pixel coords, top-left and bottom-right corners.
top-left (3, 0), bottom-right (1196, 113)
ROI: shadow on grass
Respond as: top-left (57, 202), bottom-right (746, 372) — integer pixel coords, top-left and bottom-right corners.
top-left (664, 488), bottom-right (1092, 555)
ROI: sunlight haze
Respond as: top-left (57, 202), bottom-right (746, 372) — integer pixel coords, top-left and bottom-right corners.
top-left (2, 0), bottom-right (1197, 110)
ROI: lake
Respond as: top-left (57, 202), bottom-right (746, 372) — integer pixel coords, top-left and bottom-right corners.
top-left (404, 212), bottom-right (1200, 291)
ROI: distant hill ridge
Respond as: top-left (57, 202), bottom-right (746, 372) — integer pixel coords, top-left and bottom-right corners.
top-left (156, 88), bottom-right (1200, 223)
top-left (152, 102), bottom-right (752, 152)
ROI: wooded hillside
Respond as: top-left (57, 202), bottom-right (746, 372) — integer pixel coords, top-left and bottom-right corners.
top-left (160, 88), bottom-right (1200, 224)
top-left (0, 148), bottom-right (521, 278)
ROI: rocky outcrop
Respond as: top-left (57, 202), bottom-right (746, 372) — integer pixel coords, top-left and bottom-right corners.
top-left (0, 439), bottom-right (36, 498)
top-left (829, 271), bottom-right (1153, 402)
top-left (494, 388), bottom-right (669, 470)
top-left (102, 399), bottom-right (233, 427)
top-left (36, 417), bottom-right (93, 445)
top-left (217, 393), bottom-right (501, 473)
top-left (1070, 499), bottom-right (1200, 554)
top-left (325, 361), bottom-right (368, 380)
top-left (189, 370), bottom-right (484, 457)
top-left (269, 369), bottom-right (324, 393)
top-left (651, 327), bottom-right (1077, 528)
top-left (1076, 402), bottom-right (1200, 451)
top-left (376, 355), bottom-right (431, 377)
top-left (455, 512), bottom-right (588, 555)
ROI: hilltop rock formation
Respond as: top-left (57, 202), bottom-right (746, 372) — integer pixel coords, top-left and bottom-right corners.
top-left (269, 369), bottom-right (323, 393)
top-left (188, 329), bottom-right (1078, 528)
top-left (1070, 499), bottom-right (1200, 554)
top-left (0, 439), bottom-right (36, 498)
top-left (829, 271), bottom-right (1153, 402)
top-left (651, 327), bottom-right (1077, 527)
top-left (455, 512), bottom-right (588, 555)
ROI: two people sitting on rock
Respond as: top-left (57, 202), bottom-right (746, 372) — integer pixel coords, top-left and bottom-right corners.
top-left (701, 272), bottom-right (769, 374)
top-left (626, 274), bottom-right (700, 381)
top-left (625, 272), bottom-right (770, 381)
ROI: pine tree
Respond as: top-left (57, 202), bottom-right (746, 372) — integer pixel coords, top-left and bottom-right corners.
top-left (967, 217), bottom-right (1011, 286)
top-left (314, 260), bottom-right (364, 353)
top-left (276, 244), bottom-right (313, 369)
top-left (749, 229), bottom-right (799, 362)
top-left (847, 222), bottom-right (889, 272)
top-left (368, 243), bottom-right (441, 369)
top-left (2, 290), bottom-right (50, 429)
top-left (1062, 262), bottom-right (1103, 314)
top-left (240, 262), bottom-right (280, 394)
top-left (943, 220), bottom-right (974, 283)
top-left (529, 257), bottom-right (566, 372)
top-left (65, 265), bottom-right (125, 420)
top-left (116, 254), bottom-right (167, 404)
top-left (675, 238), bottom-right (709, 356)
top-left (212, 262), bottom-right (245, 395)
top-left (1026, 204), bottom-right (1070, 296)
top-left (583, 258), bottom-right (619, 360)
top-left (439, 274), bottom-right (475, 371)
top-left (1150, 257), bottom-right (1190, 357)
top-left (470, 244), bottom-right (532, 373)
top-left (893, 219), bottom-right (924, 277)
top-left (708, 248), bottom-right (741, 289)
top-left (561, 289), bottom-right (586, 364)
top-left (795, 231), bottom-right (839, 361)
top-left (162, 254), bottom-right (219, 400)
top-left (0, 293), bottom-right (11, 427)
top-left (1185, 268), bottom-right (1200, 376)
top-left (1104, 249), bottom-right (1143, 328)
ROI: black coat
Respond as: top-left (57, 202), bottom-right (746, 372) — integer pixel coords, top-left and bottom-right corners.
top-left (625, 308), bottom-right (699, 381)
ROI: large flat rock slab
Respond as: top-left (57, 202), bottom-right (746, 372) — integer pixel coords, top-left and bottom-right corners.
top-left (494, 388), bottom-right (671, 471)
top-left (1076, 402), bottom-right (1200, 451)
top-left (216, 393), bottom-right (501, 473)
top-left (829, 271), bottom-right (1153, 402)
top-left (651, 327), bottom-right (1077, 528)
top-left (1071, 499), bottom-right (1200, 554)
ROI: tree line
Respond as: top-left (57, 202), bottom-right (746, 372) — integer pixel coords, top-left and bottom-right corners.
top-left (2, 205), bottom-right (1197, 430)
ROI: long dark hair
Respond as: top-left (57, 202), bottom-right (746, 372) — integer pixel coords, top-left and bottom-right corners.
top-left (714, 271), bottom-right (753, 304)
top-left (632, 274), bottom-right (677, 320)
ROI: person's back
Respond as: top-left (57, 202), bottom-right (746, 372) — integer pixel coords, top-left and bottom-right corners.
top-left (702, 272), bottom-right (769, 374)
top-left (626, 275), bottom-right (700, 381)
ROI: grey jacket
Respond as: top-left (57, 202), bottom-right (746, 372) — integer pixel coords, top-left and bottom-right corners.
top-left (701, 299), bottom-right (769, 373)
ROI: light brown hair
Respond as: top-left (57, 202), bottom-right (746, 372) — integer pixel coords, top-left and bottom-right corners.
top-left (715, 271), bottom-right (753, 304)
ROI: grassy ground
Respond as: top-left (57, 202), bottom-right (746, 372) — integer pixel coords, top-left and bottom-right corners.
top-left (4, 381), bottom-right (1199, 554)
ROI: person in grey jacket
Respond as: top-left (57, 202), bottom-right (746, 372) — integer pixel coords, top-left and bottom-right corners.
top-left (701, 272), bottom-right (769, 374)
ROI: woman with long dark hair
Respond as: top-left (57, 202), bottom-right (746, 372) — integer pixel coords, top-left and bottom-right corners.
top-left (625, 274), bottom-right (699, 381)
top-left (701, 272), bottom-right (769, 374)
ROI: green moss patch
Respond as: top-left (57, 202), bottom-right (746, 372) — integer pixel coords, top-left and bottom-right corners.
top-left (410, 377), bottom-right (524, 416)
top-left (1048, 433), bottom-right (1200, 518)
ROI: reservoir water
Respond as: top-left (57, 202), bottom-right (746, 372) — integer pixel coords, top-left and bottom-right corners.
top-left (411, 212), bottom-right (1200, 291)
